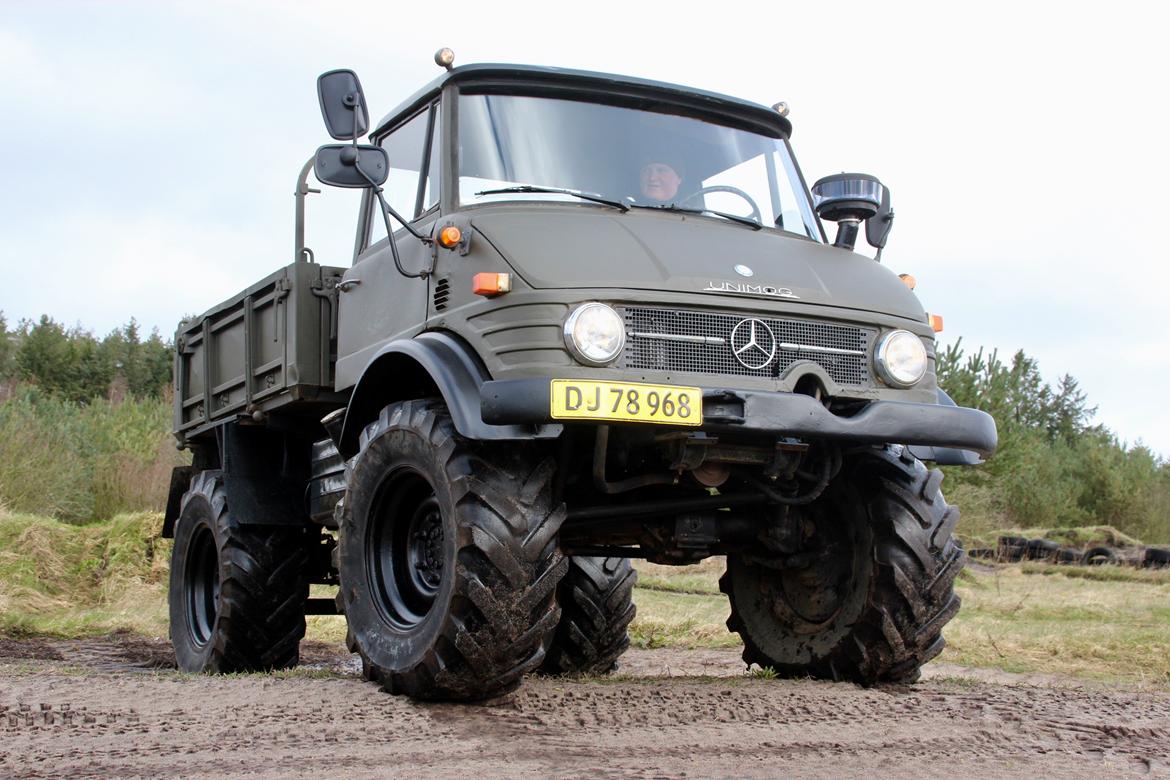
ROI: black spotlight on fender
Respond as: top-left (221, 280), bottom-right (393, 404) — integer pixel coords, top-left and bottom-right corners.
top-left (811, 173), bottom-right (890, 255)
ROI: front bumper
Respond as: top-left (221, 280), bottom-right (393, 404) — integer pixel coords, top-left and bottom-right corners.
top-left (481, 378), bottom-right (998, 458)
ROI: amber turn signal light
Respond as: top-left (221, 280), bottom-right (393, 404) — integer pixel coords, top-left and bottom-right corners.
top-left (438, 225), bottom-right (462, 249)
top-left (927, 313), bottom-right (944, 333)
top-left (898, 273), bottom-right (917, 290)
top-left (473, 272), bottom-right (511, 296)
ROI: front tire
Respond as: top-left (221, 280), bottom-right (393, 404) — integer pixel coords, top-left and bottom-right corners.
top-left (338, 400), bottom-right (568, 700)
top-left (720, 446), bottom-right (964, 685)
top-left (168, 470), bottom-right (312, 673)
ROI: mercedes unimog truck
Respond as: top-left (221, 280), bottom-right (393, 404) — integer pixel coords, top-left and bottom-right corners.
top-left (163, 50), bottom-right (997, 700)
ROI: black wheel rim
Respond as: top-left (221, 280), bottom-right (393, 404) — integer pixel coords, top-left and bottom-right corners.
top-left (185, 524), bottom-right (219, 647)
top-left (776, 508), bottom-right (859, 629)
top-left (368, 468), bottom-right (445, 631)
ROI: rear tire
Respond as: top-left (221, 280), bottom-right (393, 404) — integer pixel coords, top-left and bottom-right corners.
top-left (541, 556), bottom-right (637, 676)
top-left (720, 446), bottom-right (963, 685)
top-left (338, 400), bottom-right (567, 700)
top-left (169, 470), bottom-right (312, 673)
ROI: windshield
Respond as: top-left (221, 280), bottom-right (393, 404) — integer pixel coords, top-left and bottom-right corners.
top-left (457, 93), bottom-right (821, 240)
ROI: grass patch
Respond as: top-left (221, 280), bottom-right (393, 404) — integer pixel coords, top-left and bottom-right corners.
top-left (0, 510), bottom-right (170, 637)
top-left (635, 557), bottom-right (723, 595)
top-left (1020, 561), bottom-right (1170, 585)
top-left (629, 588), bottom-right (738, 649)
top-left (945, 565), bottom-right (1170, 685)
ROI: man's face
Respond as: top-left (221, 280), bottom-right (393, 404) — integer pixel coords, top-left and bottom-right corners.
top-left (640, 162), bottom-right (682, 201)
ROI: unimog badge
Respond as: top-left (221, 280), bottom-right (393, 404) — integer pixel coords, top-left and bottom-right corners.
top-left (703, 280), bottom-right (801, 299)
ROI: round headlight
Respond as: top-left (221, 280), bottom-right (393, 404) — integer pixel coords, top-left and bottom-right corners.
top-left (564, 303), bottom-right (625, 365)
top-left (875, 330), bottom-right (928, 387)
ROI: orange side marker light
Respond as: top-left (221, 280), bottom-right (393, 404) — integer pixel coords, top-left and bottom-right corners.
top-left (898, 273), bottom-right (917, 290)
top-left (473, 272), bottom-right (511, 296)
top-left (438, 225), bottom-right (462, 249)
top-left (927, 313), bottom-right (944, 333)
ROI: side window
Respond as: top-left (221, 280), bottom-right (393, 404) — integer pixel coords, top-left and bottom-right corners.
top-left (370, 108), bottom-right (431, 244)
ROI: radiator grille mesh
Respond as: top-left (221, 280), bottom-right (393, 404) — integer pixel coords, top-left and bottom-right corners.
top-left (622, 306), bottom-right (872, 386)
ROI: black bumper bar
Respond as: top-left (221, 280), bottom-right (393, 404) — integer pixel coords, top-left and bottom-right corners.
top-left (481, 379), bottom-right (998, 458)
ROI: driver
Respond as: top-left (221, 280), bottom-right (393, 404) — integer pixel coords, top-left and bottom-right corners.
top-left (639, 161), bottom-right (683, 203)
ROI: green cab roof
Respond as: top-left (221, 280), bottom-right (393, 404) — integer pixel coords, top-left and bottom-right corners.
top-left (372, 63), bottom-right (793, 140)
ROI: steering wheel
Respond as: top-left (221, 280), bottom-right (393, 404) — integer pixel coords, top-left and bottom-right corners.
top-left (681, 185), bottom-right (763, 224)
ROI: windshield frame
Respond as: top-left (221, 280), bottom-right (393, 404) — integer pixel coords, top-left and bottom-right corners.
top-left (448, 81), bottom-right (824, 241)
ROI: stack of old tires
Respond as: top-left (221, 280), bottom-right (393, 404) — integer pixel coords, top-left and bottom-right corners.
top-left (1144, 547), bottom-right (1170, 569)
top-left (982, 535), bottom-right (1170, 569)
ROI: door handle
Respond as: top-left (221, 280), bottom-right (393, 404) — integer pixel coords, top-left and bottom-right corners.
top-left (337, 278), bottom-right (362, 292)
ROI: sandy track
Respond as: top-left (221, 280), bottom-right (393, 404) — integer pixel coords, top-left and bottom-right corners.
top-left (2, 636), bottom-right (1169, 778)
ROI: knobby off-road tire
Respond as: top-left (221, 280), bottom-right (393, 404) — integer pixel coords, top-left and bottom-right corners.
top-left (541, 556), bottom-right (637, 675)
top-left (721, 445), bottom-right (964, 685)
top-left (338, 400), bottom-right (568, 701)
top-left (169, 470), bottom-right (312, 673)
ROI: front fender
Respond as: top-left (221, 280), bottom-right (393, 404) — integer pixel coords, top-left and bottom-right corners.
top-left (337, 331), bottom-right (561, 458)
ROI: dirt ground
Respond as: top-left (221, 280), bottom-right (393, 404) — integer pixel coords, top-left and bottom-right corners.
top-left (2, 635), bottom-right (1170, 778)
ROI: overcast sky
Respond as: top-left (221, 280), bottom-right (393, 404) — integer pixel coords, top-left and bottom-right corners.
top-left (1, 1), bottom-right (1168, 456)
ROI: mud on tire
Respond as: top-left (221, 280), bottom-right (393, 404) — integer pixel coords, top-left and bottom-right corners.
top-left (541, 556), bottom-right (637, 676)
top-left (720, 445), bottom-right (964, 685)
top-left (169, 470), bottom-right (313, 673)
top-left (338, 400), bottom-right (568, 700)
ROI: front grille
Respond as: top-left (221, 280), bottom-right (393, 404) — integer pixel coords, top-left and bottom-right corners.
top-left (622, 306), bottom-right (872, 386)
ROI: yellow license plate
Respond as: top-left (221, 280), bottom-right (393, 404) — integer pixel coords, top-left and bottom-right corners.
top-left (550, 380), bottom-right (702, 426)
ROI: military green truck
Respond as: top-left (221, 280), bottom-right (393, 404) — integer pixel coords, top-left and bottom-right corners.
top-left (164, 52), bottom-right (997, 701)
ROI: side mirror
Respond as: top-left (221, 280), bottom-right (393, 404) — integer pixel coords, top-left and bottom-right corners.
top-left (811, 173), bottom-right (884, 251)
top-left (317, 69), bottom-right (369, 141)
top-left (314, 144), bottom-right (388, 188)
top-left (865, 186), bottom-right (894, 252)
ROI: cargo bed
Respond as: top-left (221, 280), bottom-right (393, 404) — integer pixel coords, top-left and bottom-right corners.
top-left (173, 262), bottom-right (348, 445)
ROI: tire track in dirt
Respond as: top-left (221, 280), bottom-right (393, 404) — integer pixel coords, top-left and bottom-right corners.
top-left (2, 638), bottom-right (1169, 778)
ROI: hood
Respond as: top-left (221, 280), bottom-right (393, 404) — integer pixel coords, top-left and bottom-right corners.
top-left (470, 208), bottom-right (926, 322)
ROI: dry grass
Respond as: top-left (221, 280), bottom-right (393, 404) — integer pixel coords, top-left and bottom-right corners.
top-left (945, 564), bottom-right (1170, 685)
top-left (0, 510), bottom-right (170, 637)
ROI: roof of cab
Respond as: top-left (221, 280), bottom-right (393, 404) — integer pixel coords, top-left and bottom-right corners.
top-left (371, 63), bottom-right (792, 139)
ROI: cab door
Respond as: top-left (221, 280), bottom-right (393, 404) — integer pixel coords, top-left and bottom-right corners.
top-left (336, 102), bottom-right (441, 389)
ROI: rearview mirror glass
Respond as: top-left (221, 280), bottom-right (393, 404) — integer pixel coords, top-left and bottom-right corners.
top-left (314, 144), bottom-right (388, 188)
top-left (317, 69), bottom-right (369, 141)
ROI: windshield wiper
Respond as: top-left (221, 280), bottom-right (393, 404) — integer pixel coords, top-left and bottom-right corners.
top-left (630, 204), bottom-right (762, 230)
top-left (475, 185), bottom-right (629, 212)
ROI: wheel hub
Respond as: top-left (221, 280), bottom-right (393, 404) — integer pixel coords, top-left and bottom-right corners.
top-left (407, 497), bottom-right (444, 593)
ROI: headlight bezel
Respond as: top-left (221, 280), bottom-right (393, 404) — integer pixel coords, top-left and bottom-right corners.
top-left (874, 329), bottom-right (928, 388)
top-left (563, 302), bottom-right (626, 366)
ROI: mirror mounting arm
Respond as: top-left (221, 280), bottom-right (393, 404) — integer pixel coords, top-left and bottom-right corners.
top-left (352, 163), bottom-right (434, 246)
top-left (294, 157), bottom-right (322, 264)
top-left (355, 162), bottom-right (433, 279)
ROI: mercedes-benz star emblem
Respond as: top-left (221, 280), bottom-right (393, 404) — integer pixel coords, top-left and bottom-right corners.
top-left (734, 264), bottom-right (754, 277)
top-left (730, 318), bottom-right (777, 370)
